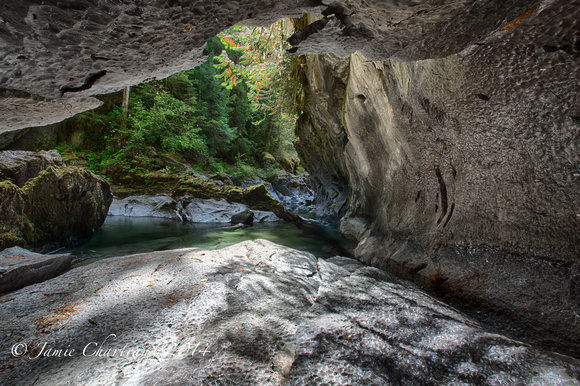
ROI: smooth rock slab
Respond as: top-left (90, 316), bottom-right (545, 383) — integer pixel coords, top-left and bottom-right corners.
top-left (108, 195), bottom-right (280, 223)
top-left (107, 194), bottom-right (181, 220)
top-left (0, 247), bottom-right (73, 294)
top-left (289, 264), bottom-right (580, 384)
top-left (0, 241), bottom-right (578, 385)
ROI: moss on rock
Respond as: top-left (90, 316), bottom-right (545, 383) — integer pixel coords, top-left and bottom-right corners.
top-left (0, 160), bottom-right (113, 252)
top-left (0, 232), bottom-right (26, 250)
top-left (22, 166), bottom-right (112, 249)
top-left (243, 184), bottom-right (282, 212)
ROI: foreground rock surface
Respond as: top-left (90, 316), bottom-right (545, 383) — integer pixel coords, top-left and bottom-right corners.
top-left (0, 240), bottom-right (578, 384)
top-left (0, 247), bottom-right (73, 294)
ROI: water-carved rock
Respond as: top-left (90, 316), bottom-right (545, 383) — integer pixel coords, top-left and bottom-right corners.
top-left (0, 240), bottom-right (578, 384)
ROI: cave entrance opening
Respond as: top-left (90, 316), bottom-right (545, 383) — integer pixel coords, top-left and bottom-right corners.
top-left (26, 17), bottom-right (308, 189)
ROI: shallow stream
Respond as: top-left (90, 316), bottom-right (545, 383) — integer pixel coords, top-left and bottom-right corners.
top-left (69, 216), bottom-right (355, 267)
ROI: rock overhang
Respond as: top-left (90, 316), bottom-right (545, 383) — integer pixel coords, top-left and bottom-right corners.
top-left (0, 0), bottom-right (543, 133)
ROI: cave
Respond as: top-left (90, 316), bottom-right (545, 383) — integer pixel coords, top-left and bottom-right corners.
top-left (1, 0), bottom-right (579, 383)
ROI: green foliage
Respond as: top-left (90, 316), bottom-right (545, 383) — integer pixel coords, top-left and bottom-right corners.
top-left (214, 20), bottom-right (300, 160)
top-left (55, 17), bottom-right (306, 184)
top-left (128, 92), bottom-right (206, 157)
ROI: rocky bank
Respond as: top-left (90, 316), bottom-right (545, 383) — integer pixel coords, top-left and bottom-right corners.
top-left (0, 240), bottom-right (579, 384)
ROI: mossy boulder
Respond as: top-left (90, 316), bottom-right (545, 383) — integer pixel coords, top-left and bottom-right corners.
top-left (243, 184), bottom-right (302, 224)
top-left (0, 151), bottom-right (113, 252)
top-left (243, 184), bottom-right (282, 212)
top-left (0, 180), bottom-right (29, 250)
top-left (22, 166), bottom-right (113, 249)
top-left (262, 152), bottom-right (277, 169)
top-left (210, 173), bottom-right (234, 186)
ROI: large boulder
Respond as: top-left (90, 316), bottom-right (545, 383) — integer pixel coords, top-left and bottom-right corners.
top-left (180, 197), bottom-right (250, 223)
top-left (0, 151), bottom-right (113, 251)
top-left (23, 166), bottom-right (113, 249)
top-left (108, 194), bottom-right (181, 220)
top-left (0, 150), bottom-right (63, 187)
top-left (231, 210), bottom-right (254, 225)
top-left (243, 184), bottom-right (302, 224)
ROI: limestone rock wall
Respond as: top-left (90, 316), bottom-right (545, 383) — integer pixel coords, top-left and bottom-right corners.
top-left (296, 0), bottom-right (580, 354)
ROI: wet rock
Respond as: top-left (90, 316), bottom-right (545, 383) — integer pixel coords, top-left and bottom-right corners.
top-left (0, 241), bottom-right (578, 384)
top-left (231, 210), bottom-right (254, 225)
top-left (180, 197), bottom-right (249, 223)
top-left (253, 211), bottom-right (280, 223)
top-left (0, 247), bottom-right (73, 294)
top-left (272, 174), bottom-right (314, 213)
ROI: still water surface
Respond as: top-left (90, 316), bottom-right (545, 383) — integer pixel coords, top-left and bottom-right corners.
top-left (70, 216), bottom-right (355, 267)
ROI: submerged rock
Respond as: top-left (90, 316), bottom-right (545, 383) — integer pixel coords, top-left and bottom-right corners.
top-left (0, 247), bottom-right (73, 294)
top-left (0, 240), bottom-right (578, 384)
top-left (231, 210), bottom-right (254, 225)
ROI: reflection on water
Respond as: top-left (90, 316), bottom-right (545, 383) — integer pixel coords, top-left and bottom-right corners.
top-left (69, 216), bottom-right (355, 267)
